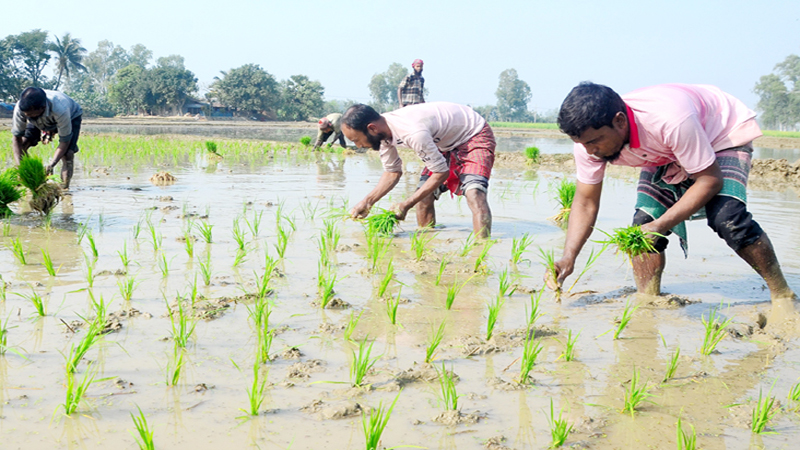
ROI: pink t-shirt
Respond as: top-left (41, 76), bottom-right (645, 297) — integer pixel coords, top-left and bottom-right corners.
top-left (379, 102), bottom-right (486, 173)
top-left (574, 84), bottom-right (763, 185)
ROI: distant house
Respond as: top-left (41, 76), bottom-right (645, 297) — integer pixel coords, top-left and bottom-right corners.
top-left (0, 102), bottom-right (14, 118)
top-left (181, 98), bottom-right (234, 118)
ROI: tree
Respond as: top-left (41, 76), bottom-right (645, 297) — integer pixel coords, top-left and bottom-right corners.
top-left (368, 63), bottom-right (408, 111)
top-left (754, 54), bottom-right (800, 130)
top-left (156, 54), bottom-right (185, 69)
top-left (0, 36), bottom-right (23, 101)
top-left (472, 105), bottom-right (499, 122)
top-left (10, 30), bottom-right (52, 87)
top-left (278, 75), bottom-right (324, 121)
top-left (52, 33), bottom-right (87, 89)
top-left (129, 44), bottom-right (152, 68)
top-left (108, 64), bottom-right (149, 115)
top-left (210, 64), bottom-right (279, 116)
top-left (495, 68), bottom-right (532, 122)
top-left (83, 40), bottom-right (130, 94)
top-left (148, 65), bottom-right (197, 115)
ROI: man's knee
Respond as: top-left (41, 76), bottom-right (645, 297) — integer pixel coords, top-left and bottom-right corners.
top-left (632, 209), bottom-right (669, 253)
top-left (706, 198), bottom-right (762, 251)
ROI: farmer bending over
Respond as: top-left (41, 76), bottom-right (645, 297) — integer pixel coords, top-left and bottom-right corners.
top-left (11, 87), bottom-right (83, 190)
top-left (547, 82), bottom-right (796, 304)
top-left (342, 102), bottom-right (495, 237)
top-left (313, 113), bottom-right (347, 150)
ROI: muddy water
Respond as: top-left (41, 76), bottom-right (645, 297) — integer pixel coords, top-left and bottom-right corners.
top-left (0, 141), bottom-right (799, 450)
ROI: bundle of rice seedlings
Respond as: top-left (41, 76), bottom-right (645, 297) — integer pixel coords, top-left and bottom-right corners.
top-left (366, 209), bottom-right (399, 236)
top-left (18, 156), bottom-right (61, 215)
top-left (596, 225), bottom-right (663, 259)
top-left (0, 169), bottom-right (23, 217)
top-left (549, 178), bottom-right (576, 226)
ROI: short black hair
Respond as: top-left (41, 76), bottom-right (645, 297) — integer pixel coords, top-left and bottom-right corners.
top-left (557, 82), bottom-right (626, 138)
top-left (342, 104), bottom-right (382, 134)
top-left (18, 87), bottom-right (47, 112)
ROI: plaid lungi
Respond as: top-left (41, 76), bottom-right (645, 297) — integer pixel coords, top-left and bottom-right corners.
top-left (420, 122), bottom-right (496, 196)
top-left (635, 145), bottom-right (752, 256)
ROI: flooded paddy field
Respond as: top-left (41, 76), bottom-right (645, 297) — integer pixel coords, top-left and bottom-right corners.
top-left (0, 131), bottom-right (799, 449)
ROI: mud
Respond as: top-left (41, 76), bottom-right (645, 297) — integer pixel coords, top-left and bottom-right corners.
top-left (0, 133), bottom-right (798, 449)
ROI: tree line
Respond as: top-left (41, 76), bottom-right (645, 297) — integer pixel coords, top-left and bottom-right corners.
top-left (754, 54), bottom-right (800, 131)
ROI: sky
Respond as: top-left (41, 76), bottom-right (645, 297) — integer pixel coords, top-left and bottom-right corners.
top-left (4, 0), bottom-right (800, 112)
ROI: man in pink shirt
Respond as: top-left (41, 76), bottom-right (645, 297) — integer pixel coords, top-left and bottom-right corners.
top-left (549, 82), bottom-right (795, 304)
top-left (341, 102), bottom-right (495, 237)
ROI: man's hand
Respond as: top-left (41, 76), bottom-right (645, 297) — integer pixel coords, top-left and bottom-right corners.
top-left (45, 163), bottom-right (55, 176)
top-left (391, 201), bottom-right (411, 221)
top-left (350, 199), bottom-right (372, 219)
top-left (545, 256), bottom-right (575, 291)
top-left (41, 131), bottom-right (53, 145)
top-left (640, 221), bottom-right (668, 236)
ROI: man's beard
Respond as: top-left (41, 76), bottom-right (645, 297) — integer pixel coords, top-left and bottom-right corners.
top-left (367, 131), bottom-right (387, 150)
top-left (601, 148), bottom-right (623, 162)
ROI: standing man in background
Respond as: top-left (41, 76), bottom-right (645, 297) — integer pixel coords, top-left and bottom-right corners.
top-left (397, 59), bottom-right (425, 108)
top-left (313, 113), bottom-right (347, 150)
top-left (10, 87), bottom-right (83, 190)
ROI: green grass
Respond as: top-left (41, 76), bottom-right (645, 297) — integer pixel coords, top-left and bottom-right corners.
top-left (362, 392), bottom-right (401, 450)
top-left (762, 129), bottom-right (800, 138)
top-left (245, 210), bottom-right (264, 237)
top-left (622, 367), bottom-right (656, 418)
top-left (519, 332), bottom-right (543, 384)
top-left (130, 405), bottom-right (155, 450)
top-left (488, 122), bottom-right (558, 129)
top-left (676, 416), bottom-right (697, 450)
top-left (485, 295), bottom-right (505, 341)
top-left (510, 232), bottom-right (535, 265)
top-left (157, 252), bottom-right (171, 277)
top-left (597, 226), bottom-right (662, 258)
top-left (524, 146), bottom-right (540, 163)
top-left (232, 218), bottom-right (247, 251)
top-left (437, 363), bottom-right (459, 411)
top-left (350, 338), bottom-right (380, 387)
top-left (751, 387), bottom-right (777, 434)
top-left (546, 398), bottom-right (574, 448)
top-left (789, 382), bottom-right (800, 407)
top-left (700, 305), bottom-right (734, 356)
top-left (425, 321), bottom-right (446, 363)
top-left (614, 299), bottom-right (640, 339)
top-left (274, 224), bottom-right (290, 259)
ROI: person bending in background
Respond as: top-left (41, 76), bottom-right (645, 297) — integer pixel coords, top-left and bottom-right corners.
top-left (313, 113), bottom-right (347, 151)
top-left (548, 82), bottom-right (796, 306)
top-left (341, 102), bottom-right (495, 238)
top-left (10, 87), bottom-right (83, 190)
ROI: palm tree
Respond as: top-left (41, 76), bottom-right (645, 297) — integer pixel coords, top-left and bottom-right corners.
top-left (52, 33), bottom-right (87, 90)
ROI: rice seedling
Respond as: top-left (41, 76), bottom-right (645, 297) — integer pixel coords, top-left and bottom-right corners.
top-left (165, 346), bottom-right (185, 386)
top-left (524, 146), bottom-right (541, 164)
top-left (362, 392), bottom-right (400, 450)
top-left (300, 136), bottom-right (312, 146)
top-left (195, 221), bottom-right (214, 244)
top-left (622, 367), bottom-right (656, 418)
top-left (318, 268), bottom-right (338, 309)
top-left (410, 227), bottom-right (437, 261)
top-left (245, 209), bottom-right (263, 236)
top-left (567, 244), bottom-right (608, 292)
top-left (301, 200), bottom-right (320, 220)
top-left (118, 241), bottom-right (131, 269)
top-left (614, 298), bottom-right (639, 340)
top-left (366, 234), bottom-right (391, 272)
top-left (676, 416), bottom-right (697, 450)
top-left (788, 382), bottom-right (800, 407)
top-left (663, 346), bottom-right (680, 383)
top-left (557, 329), bottom-right (580, 362)
top-left (700, 305), bottom-right (734, 356)
top-left (205, 140), bottom-right (221, 156)
top-left (350, 338), bottom-right (379, 387)
top-left (433, 255), bottom-right (448, 286)
top-left (596, 225), bottom-right (663, 259)
top-left (0, 170), bottom-right (23, 217)
top-left (131, 218), bottom-right (143, 240)
top-left (539, 248), bottom-right (561, 302)
top-left (62, 362), bottom-right (102, 415)
top-left (519, 333), bottom-right (543, 384)
top-left (0, 315), bottom-right (13, 355)
top-left (510, 232), bottom-right (535, 265)
top-left (249, 296), bottom-right (273, 364)
top-left (365, 209), bottom-right (399, 236)
top-left (0, 275), bottom-right (6, 301)
top-left (40, 247), bottom-right (58, 276)
top-left (15, 288), bottom-right (46, 317)
top-left (497, 267), bottom-right (516, 297)
top-left (18, 155), bottom-right (61, 214)
top-left (274, 224), bottom-right (289, 259)
top-left (233, 249), bottom-right (248, 267)
top-left (343, 310), bottom-right (363, 342)
top-left (84, 254), bottom-right (95, 287)
top-left (459, 232), bottom-right (477, 256)
top-left (322, 218), bottom-right (341, 250)
top-left (377, 259), bottom-right (394, 298)
top-left (526, 290), bottom-right (543, 329)
top-left (437, 363), bottom-right (459, 411)
top-left (130, 405), bottom-right (155, 450)
top-left (8, 237), bottom-right (26, 265)
top-left (546, 398), bottom-right (574, 448)
top-left (118, 276), bottom-right (137, 302)
top-left (66, 320), bottom-right (101, 373)
top-left (2, 220), bottom-right (11, 236)
top-left (240, 360), bottom-right (269, 417)
top-left (168, 299), bottom-right (197, 349)
top-left (425, 321), bottom-right (446, 363)
top-left (485, 295), bottom-right (505, 341)
top-left (146, 221), bottom-right (162, 252)
top-left (232, 218), bottom-right (247, 251)
top-left (445, 278), bottom-right (467, 310)
top-left (473, 238), bottom-right (496, 273)
top-left (386, 287), bottom-right (401, 325)
top-left (751, 387), bottom-right (777, 434)
top-left (549, 178), bottom-right (576, 226)
top-left (198, 252), bottom-right (213, 286)
top-left (157, 252), bottom-right (171, 277)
